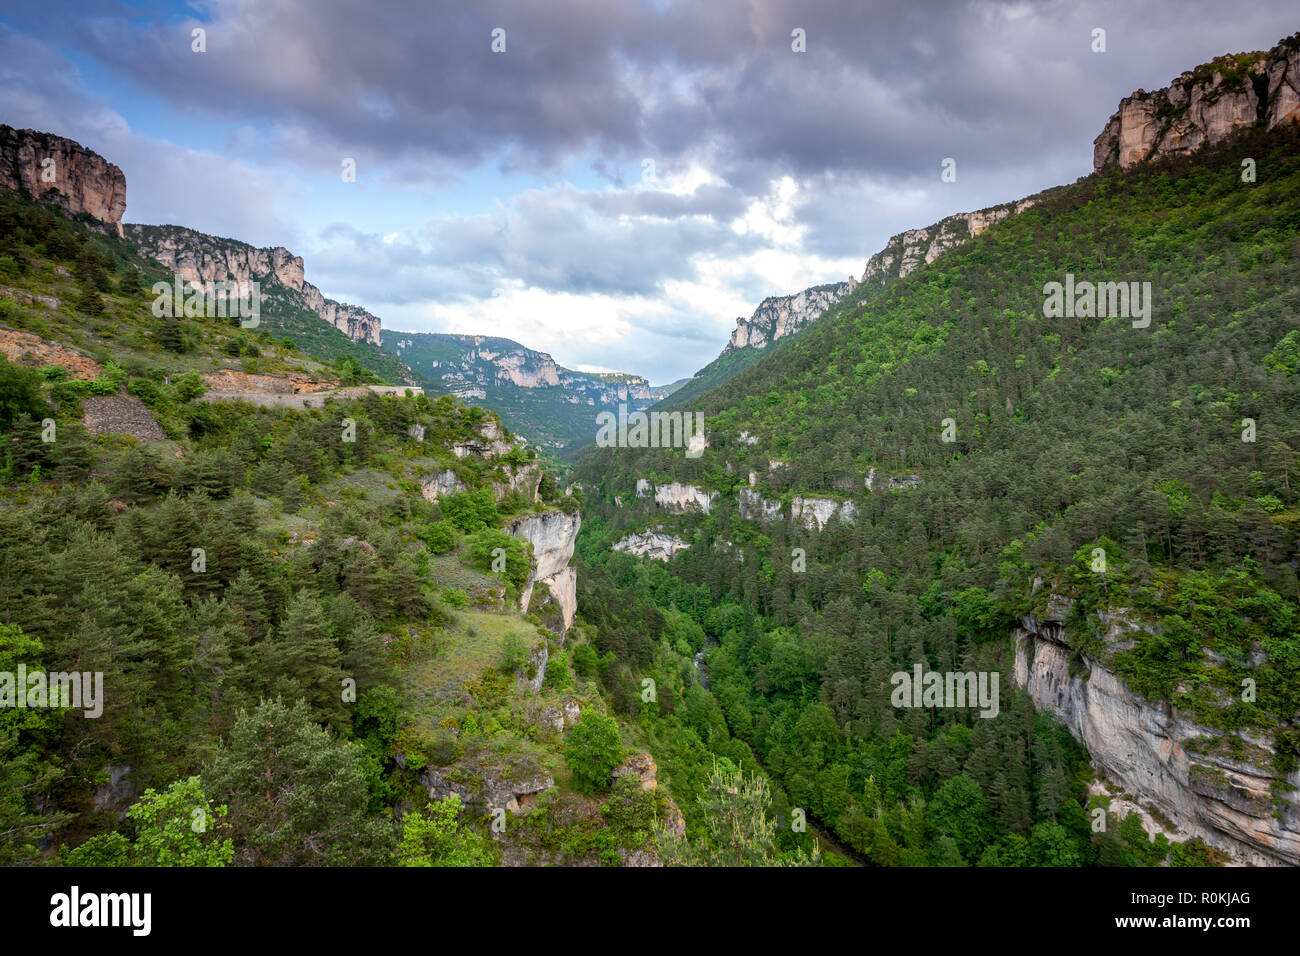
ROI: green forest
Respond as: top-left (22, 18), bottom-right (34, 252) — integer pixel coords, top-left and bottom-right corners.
top-left (1, 114), bottom-right (1297, 869)
top-left (568, 123), bottom-right (1300, 866)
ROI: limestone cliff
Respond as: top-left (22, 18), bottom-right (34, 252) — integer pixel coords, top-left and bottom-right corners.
top-left (791, 496), bottom-right (858, 531)
top-left (0, 126), bottom-right (126, 236)
top-left (860, 199), bottom-right (1037, 287)
top-left (1014, 605), bottom-right (1300, 865)
top-left (1093, 32), bottom-right (1300, 171)
top-left (506, 510), bottom-right (581, 634)
top-left (651, 481), bottom-right (715, 514)
top-left (613, 529), bottom-right (690, 562)
top-left (725, 281), bottom-right (854, 353)
top-left (125, 224), bottom-right (381, 345)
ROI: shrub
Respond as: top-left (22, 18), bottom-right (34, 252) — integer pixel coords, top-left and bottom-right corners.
top-left (441, 488), bottom-right (497, 533)
top-left (563, 710), bottom-right (622, 794)
top-left (418, 519), bottom-right (458, 554)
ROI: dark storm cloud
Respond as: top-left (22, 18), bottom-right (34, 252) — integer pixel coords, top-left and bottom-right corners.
top-left (13, 0), bottom-right (1296, 186)
top-left (5, 0), bottom-right (1298, 381)
top-left (307, 182), bottom-right (767, 304)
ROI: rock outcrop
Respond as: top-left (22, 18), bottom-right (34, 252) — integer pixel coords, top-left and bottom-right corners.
top-left (791, 496), bottom-right (858, 531)
top-left (737, 487), bottom-right (783, 522)
top-left (1093, 32), bottom-right (1300, 171)
top-left (421, 468), bottom-right (466, 501)
top-left (451, 419), bottom-right (514, 459)
top-left (1014, 607), bottom-right (1300, 866)
top-left (421, 763), bottom-right (553, 816)
top-left (506, 510), bottom-right (581, 634)
top-left (613, 529), bottom-right (690, 561)
top-left (725, 281), bottom-right (853, 353)
top-left (125, 224), bottom-right (381, 345)
top-left (0, 126), bottom-right (126, 236)
top-left (494, 461), bottom-right (543, 503)
top-left (651, 481), bottom-right (715, 514)
top-left (860, 199), bottom-right (1037, 287)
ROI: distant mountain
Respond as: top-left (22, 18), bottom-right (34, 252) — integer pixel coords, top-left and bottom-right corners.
top-left (382, 330), bottom-right (652, 454)
top-left (649, 378), bottom-right (690, 401)
top-left (661, 191), bottom-right (1070, 412)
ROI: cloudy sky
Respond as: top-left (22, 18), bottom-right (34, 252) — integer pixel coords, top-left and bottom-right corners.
top-left (2, 1), bottom-right (1296, 383)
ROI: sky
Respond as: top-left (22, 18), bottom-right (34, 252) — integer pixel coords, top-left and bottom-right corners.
top-left (1, 1), bottom-right (1296, 384)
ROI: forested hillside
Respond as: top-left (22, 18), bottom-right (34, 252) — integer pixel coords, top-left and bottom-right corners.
top-left (383, 330), bottom-right (655, 457)
top-left (568, 123), bottom-right (1300, 866)
top-left (0, 189), bottom-right (701, 867)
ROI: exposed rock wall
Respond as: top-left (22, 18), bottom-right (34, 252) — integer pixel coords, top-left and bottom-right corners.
top-left (0, 126), bottom-right (126, 236)
top-left (421, 469), bottom-right (466, 501)
top-left (450, 419), bottom-right (514, 459)
top-left (125, 224), bottom-right (381, 345)
top-left (1014, 612), bottom-right (1300, 865)
top-left (1093, 32), bottom-right (1300, 171)
top-left (613, 529), bottom-right (690, 561)
top-left (652, 481), bottom-right (715, 514)
top-left (725, 282), bottom-right (853, 353)
top-left (860, 200), bottom-right (1037, 287)
top-left (506, 510), bottom-right (581, 634)
top-left (738, 487), bottom-right (783, 522)
top-left (791, 496), bottom-right (857, 531)
top-left (865, 468), bottom-right (920, 492)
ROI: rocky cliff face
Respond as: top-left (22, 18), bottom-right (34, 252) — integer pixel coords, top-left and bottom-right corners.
top-left (1014, 606), bottom-right (1300, 866)
top-left (125, 224), bottom-right (381, 345)
top-left (612, 529), bottom-right (690, 561)
top-left (506, 510), bottom-right (581, 634)
top-left (1093, 32), bottom-right (1300, 171)
top-left (651, 481), bottom-right (715, 514)
top-left (0, 126), bottom-right (127, 236)
top-left (725, 281), bottom-right (854, 353)
top-left (450, 418), bottom-right (514, 459)
top-left (791, 496), bottom-right (858, 531)
top-left (421, 468), bottom-right (466, 501)
top-left (860, 199), bottom-right (1037, 287)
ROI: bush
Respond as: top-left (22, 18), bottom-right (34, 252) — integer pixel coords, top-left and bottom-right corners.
top-left (440, 587), bottom-right (468, 609)
top-left (441, 488), bottom-right (497, 533)
top-left (467, 528), bottom-right (531, 591)
top-left (175, 370), bottom-right (207, 402)
top-left (77, 287), bottom-right (104, 315)
top-left (0, 355), bottom-right (49, 431)
top-left (563, 710), bottom-right (622, 794)
top-left (417, 519), bottom-right (458, 554)
top-left (572, 642), bottom-right (600, 680)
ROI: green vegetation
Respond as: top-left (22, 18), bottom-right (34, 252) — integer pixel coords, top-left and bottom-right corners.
top-left (568, 123), bottom-right (1300, 866)
top-left (563, 709), bottom-right (623, 793)
top-left (382, 330), bottom-right (655, 458)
